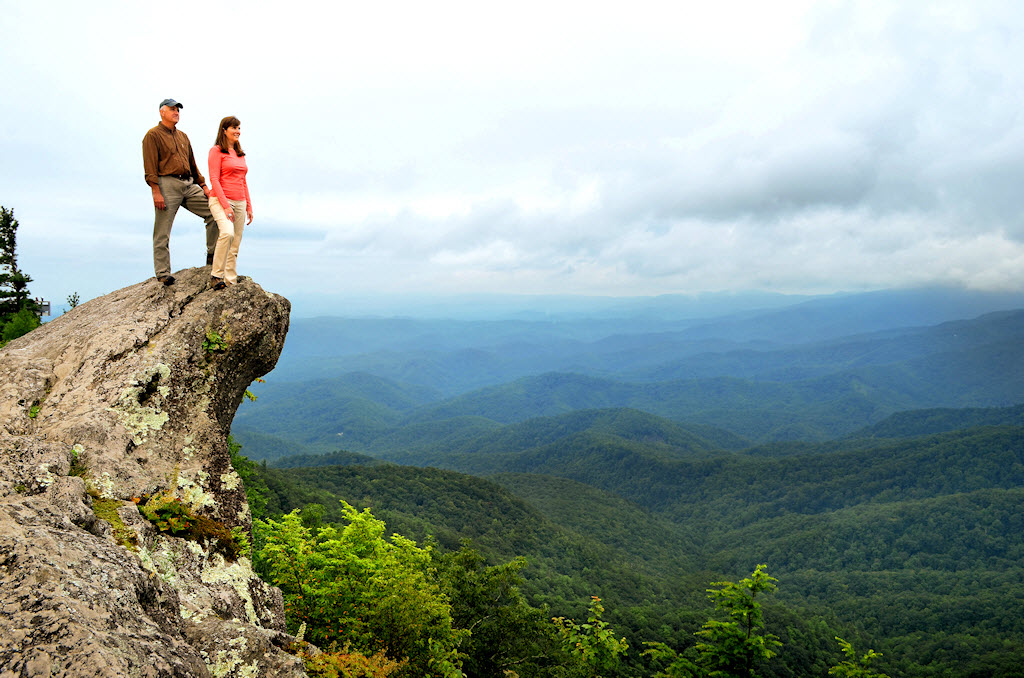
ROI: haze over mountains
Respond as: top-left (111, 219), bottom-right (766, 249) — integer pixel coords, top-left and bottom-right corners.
top-left (234, 286), bottom-right (1024, 677)
top-left (234, 286), bottom-right (1024, 458)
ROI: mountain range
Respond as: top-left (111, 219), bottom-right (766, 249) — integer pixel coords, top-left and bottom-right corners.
top-left (234, 287), bottom-right (1024, 677)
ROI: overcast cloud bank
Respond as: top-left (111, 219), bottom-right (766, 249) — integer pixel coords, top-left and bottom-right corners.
top-left (2, 1), bottom-right (1023, 308)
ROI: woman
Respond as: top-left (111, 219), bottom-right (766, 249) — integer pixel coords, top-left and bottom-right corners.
top-left (207, 116), bottom-right (253, 289)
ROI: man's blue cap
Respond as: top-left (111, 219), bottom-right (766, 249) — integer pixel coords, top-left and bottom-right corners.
top-left (159, 98), bottom-right (183, 109)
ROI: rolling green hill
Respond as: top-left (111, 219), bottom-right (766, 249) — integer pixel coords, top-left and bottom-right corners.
top-left (234, 371), bottom-right (443, 453)
top-left (849, 402), bottom-right (1024, 439)
top-left (237, 318), bottom-right (1024, 453)
top-left (236, 309), bottom-right (1024, 453)
top-left (476, 425), bottom-right (1024, 523)
top-left (368, 407), bottom-right (726, 469)
top-left (229, 429), bottom-right (316, 461)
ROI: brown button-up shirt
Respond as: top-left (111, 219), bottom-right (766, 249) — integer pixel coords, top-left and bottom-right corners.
top-left (142, 123), bottom-right (206, 188)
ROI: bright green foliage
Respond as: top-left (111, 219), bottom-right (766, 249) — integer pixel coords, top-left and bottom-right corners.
top-left (138, 490), bottom-right (245, 559)
top-left (140, 492), bottom-right (196, 535)
top-left (693, 564), bottom-right (781, 678)
top-left (243, 377), bottom-right (264, 403)
top-left (1, 307), bottom-right (40, 345)
top-left (829, 637), bottom-right (890, 678)
top-left (230, 527), bottom-right (252, 558)
top-left (552, 596), bottom-right (629, 677)
top-left (642, 641), bottom-right (702, 678)
top-left (256, 503), bottom-right (467, 678)
top-left (203, 327), bottom-right (230, 354)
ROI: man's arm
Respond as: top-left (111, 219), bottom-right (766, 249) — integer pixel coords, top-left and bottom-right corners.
top-left (142, 131), bottom-right (166, 210)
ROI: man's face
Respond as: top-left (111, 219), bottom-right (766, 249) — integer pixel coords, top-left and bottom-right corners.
top-left (159, 105), bottom-right (181, 126)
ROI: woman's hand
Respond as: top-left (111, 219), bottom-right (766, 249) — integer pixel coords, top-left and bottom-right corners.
top-left (247, 208), bottom-right (254, 225)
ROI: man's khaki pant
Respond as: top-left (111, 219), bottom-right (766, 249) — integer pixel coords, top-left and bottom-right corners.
top-left (152, 176), bottom-right (218, 278)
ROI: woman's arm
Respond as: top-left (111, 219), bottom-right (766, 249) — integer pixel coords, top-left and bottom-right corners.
top-left (243, 170), bottom-right (253, 223)
top-left (207, 147), bottom-right (232, 213)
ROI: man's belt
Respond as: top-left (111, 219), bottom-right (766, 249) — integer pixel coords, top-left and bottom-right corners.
top-left (164, 173), bottom-right (192, 181)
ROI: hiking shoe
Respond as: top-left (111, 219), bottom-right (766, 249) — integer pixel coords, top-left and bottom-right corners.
top-left (158, 275), bottom-right (175, 286)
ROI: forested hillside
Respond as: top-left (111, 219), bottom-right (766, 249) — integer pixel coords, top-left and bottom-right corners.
top-left (252, 422), bottom-right (1024, 676)
top-left (850, 402), bottom-right (1024, 439)
top-left (236, 290), bottom-right (1024, 677)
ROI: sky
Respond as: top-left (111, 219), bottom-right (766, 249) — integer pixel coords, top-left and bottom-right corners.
top-left (2, 0), bottom-right (1024, 316)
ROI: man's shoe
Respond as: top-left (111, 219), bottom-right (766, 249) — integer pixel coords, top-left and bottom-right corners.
top-left (206, 253), bottom-right (214, 266)
top-left (157, 275), bottom-right (175, 286)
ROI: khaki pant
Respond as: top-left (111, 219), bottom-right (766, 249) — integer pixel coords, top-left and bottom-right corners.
top-left (209, 197), bottom-right (247, 284)
top-left (152, 176), bottom-right (218, 278)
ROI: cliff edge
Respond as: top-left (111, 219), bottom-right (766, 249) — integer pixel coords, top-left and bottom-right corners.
top-left (0, 267), bottom-right (306, 677)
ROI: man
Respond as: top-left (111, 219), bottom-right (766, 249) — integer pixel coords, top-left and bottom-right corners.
top-left (142, 98), bottom-right (218, 285)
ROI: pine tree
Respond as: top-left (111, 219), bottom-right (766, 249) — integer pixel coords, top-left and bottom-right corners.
top-left (0, 205), bottom-right (39, 321)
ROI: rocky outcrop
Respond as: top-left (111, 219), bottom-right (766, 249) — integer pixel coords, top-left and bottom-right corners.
top-left (0, 268), bottom-right (306, 677)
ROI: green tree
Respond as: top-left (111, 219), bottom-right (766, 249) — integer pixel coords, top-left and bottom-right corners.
top-left (645, 565), bottom-right (781, 678)
top-left (434, 544), bottom-right (567, 677)
top-left (552, 596), bottom-right (629, 677)
top-left (256, 503), bottom-right (467, 678)
top-left (1, 307), bottom-right (40, 345)
top-left (0, 206), bottom-right (39, 321)
top-left (643, 642), bottom-right (702, 678)
top-left (829, 637), bottom-right (890, 678)
top-left (695, 564), bottom-right (781, 678)
top-left (0, 205), bottom-right (41, 346)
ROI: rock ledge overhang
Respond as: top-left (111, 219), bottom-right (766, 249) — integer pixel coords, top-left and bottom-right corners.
top-left (0, 267), bottom-right (307, 677)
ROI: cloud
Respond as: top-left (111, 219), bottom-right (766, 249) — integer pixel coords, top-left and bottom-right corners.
top-left (5, 0), bottom-right (1024, 307)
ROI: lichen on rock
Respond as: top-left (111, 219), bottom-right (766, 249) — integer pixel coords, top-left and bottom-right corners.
top-left (108, 362), bottom-right (173, 446)
top-left (178, 468), bottom-right (217, 511)
top-left (221, 469), bottom-right (242, 491)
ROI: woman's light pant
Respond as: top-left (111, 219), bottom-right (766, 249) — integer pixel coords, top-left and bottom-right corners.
top-left (209, 197), bottom-right (247, 284)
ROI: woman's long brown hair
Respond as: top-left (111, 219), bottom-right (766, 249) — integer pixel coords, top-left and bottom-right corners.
top-left (215, 116), bottom-right (245, 156)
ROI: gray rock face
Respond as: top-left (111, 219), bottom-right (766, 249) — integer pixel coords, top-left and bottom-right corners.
top-left (0, 268), bottom-right (306, 677)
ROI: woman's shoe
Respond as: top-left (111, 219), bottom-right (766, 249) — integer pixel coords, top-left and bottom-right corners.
top-left (211, 277), bottom-right (226, 290)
